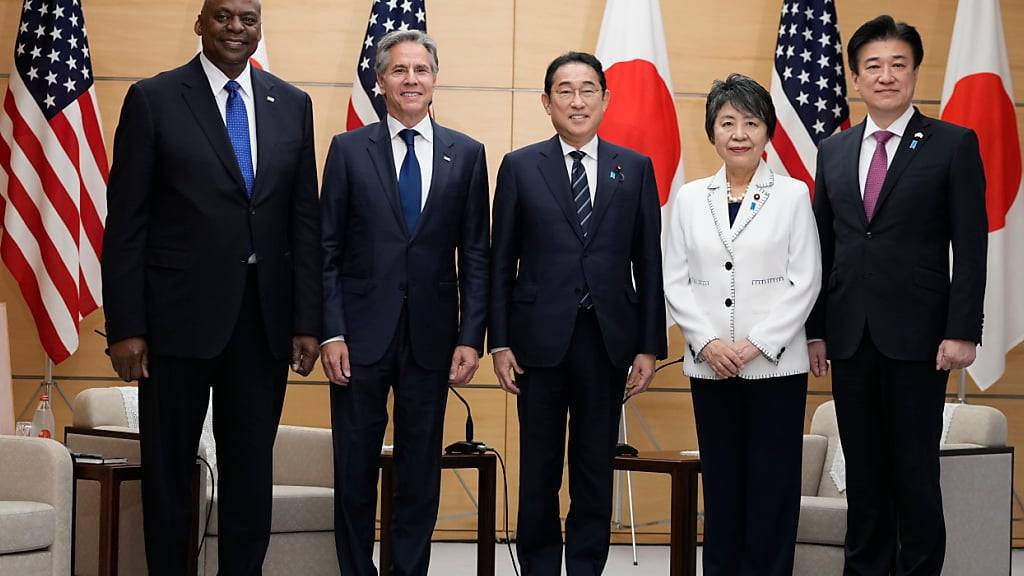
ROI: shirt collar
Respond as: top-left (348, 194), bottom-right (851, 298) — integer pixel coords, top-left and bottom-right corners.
top-left (863, 105), bottom-right (915, 142)
top-left (387, 114), bottom-right (434, 143)
top-left (559, 135), bottom-right (599, 160)
top-left (199, 51), bottom-right (254, 99)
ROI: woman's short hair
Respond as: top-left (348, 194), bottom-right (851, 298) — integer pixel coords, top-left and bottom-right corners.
top-left (704, 73), bottom-right (777, 143)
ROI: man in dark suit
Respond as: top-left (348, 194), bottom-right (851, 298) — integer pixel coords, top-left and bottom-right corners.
top-left (101, 0), bottom-right (321, 574)
top-left (489, 52), bottom-right (666, 575)
top-left (319, 30), bottom-right (489, 576)
top-left (807, 15), bottom-right (987, 576)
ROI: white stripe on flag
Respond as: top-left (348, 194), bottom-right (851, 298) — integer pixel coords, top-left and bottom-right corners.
top-left (769, 67), bottom-right (818, 179)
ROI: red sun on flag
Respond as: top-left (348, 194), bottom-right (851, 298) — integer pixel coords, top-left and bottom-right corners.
top-left (942, 72), bottom-right (1022, 233)
top-left (599, 60), bottom-right (680, 206)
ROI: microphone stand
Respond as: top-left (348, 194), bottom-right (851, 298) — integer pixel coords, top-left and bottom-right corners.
top-left (445, 385), bottom-right (487, 454)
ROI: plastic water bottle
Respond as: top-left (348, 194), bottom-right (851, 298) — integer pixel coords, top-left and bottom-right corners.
top-left (31, 393), bottom-right (55, 439)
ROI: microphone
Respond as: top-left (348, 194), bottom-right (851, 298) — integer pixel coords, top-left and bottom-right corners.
top-left (616, 356), bottom-right (685, 457)
top-left (445, 385), bottom-right (487, 455)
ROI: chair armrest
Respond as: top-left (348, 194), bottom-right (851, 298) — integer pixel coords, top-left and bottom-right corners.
top-left (0, 436), bottom-right (73, 503)
top-left (65, 427), bottom-right (142, 461)
top-left (801, 434), bottom-right (828, 496)
top-left (938, 447), bottom-right (1013, 575)
top-left (273, 425), bottom-right (334, 487)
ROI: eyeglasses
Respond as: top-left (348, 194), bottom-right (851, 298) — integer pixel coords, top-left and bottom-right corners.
top-left (553, 87), bottom-right (602, 102)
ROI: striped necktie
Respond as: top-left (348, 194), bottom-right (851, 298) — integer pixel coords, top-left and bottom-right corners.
top-left (569, 150), bottom-right (593, 309)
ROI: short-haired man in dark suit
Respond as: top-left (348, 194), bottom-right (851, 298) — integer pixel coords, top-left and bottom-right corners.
top-left (319, 29), bottom-right (490, 576)
top-left (807, 15), bottom-right (987, 575)
top-left (102, 0), bottom-right (322, 573)
top-left (490, 52), bottom-right (667, 575)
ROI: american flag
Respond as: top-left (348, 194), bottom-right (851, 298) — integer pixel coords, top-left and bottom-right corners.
top-left (0, 0), bottom-right (108, 363)
top-left (766, 0), bottom-right (850, 194)
top-left (346, 0), bottom-right (427, 130)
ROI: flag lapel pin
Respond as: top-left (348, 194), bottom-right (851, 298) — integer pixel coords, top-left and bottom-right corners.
top-left (910, 131), bottom-right (923, 150)
top-left (266, 96), bottom-right (275, 103)
top-left (443, 155), bottom-right (451, 162)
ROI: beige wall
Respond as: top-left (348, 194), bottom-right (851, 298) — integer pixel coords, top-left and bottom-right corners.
top-left (2, 0), bottom-right (1023, 543)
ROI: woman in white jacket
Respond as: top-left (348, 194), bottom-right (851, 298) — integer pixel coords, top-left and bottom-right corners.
top-left (664, 74), bottom-right (821, 576)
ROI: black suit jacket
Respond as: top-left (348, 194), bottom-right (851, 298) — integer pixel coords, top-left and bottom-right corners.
top-left (102, 56), bottom-right (321, 360)
top-left (807, 109), bottom-right (987, 361)
top-left (320, 120), bottom-right (489, 370)
top-left (489, 136), bottom-right (667, 368)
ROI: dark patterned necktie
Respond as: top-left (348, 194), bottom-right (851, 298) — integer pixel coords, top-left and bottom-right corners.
top-left (569, 150), bottom-right (593, 309)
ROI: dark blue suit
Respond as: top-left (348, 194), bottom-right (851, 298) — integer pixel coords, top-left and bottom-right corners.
top-left (103, 56), bottom-right (321, 574)
top-left (490, 136), bottom-right (666, 575)
top-left (808, 109), bottom-right (987, 575)
top-left (320, 119), bottom-right (489, 576)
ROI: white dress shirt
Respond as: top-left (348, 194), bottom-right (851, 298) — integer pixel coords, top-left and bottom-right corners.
top-left (388, 114), bottom-right (434, 208)
top-left (858, 104), bottom-right (915, 197)
top-left (559, 135), bottom-right (599, 204)
top-left (199, 52), bottom-right (257, 174)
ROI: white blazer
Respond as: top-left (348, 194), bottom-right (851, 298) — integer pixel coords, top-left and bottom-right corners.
top-left (664, 161), bottom-right (822, 380)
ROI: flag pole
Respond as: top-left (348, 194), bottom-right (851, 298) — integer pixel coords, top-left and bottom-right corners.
top-left (957, 369), bottom-right (968, 404)
top-left (17, 358), bottom-right (73, 420)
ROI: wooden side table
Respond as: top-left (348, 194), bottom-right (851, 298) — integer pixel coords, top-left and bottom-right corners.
top-left (614, 451), bottom-right (701, 576)
top-left (66, 427), bottom-right (201, 576)
top-left (378, 451), bottom-right (497, 576)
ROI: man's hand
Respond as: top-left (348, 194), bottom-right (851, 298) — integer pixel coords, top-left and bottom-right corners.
top-left (493, 349), bottom-right (523, 395)
top-left (109, 337), bottom-right (149, 382)
top-left (808, 341), bottom-right (828, 377)
top-left (936, 339), bottom-right (977, 371)
top-left (703, 339), bottom-right (742, 378)
top-left (624, 353), bottom-right (656, 400)
top-left (291, 336), bottom-right (319, 376)
top-left (321, 341), bottom-right (352, 386)
top-left (449, 345), bottom-right (480, 386)
top-left (730, 340), bottom-right (761, 365)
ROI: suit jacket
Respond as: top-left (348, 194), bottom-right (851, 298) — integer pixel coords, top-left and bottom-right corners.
top-left (664, 161), bottom-right (821, 379)
top-left (489, 136), bottom-right (667, 368)
top-left (102, 56), bottom-right (321, 360)
top-left (807, 109), bottom-right (987, 361)
top-left (320, 120), bottom-right (489, 370)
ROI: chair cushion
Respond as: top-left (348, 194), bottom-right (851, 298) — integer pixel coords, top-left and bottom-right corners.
top-left (796, 496), bottom-right (847, 546)
top-left (207, 485), bottom-right (333, 535)
top-left (0, 501), bottom-right (55, 553)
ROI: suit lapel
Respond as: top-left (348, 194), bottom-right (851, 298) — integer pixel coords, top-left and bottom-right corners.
top-left (412, 121), bottom-right (454, 241)
top-left (844, 121), bottom-right (869, 229)
top-left (537, 136), bottom-right (586, 244)
top-left (180, 56), bottom-right (247, 196)
top-left (586, 139), bottom-right (620, 246)
top-left (705, 167), bottom-right (734, 257)
top-left (250, 68), bottom-right (275, 204)
top-left (731, 161), bottom-right (775, 241)
top-left (873, 111), bottom-right (929, 221)
top-left (366, 121), bottom-right (408, 237)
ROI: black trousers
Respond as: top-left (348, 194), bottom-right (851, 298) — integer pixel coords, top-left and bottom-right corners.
top-left (139, 267), bottom-right (288, 576)
top-left (691, 373), bottom-right (807, 576)
top-left (831, 328), bottom-right (948, 576)
top-left (331, 308), bottom-right (449, 576)
top-left (515, 308), bottom-right (627, 576)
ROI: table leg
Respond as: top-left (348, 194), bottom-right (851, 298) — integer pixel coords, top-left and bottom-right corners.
top-left (670, 467), bottom-right (699, 576)
top-left (97, 470), bottom-right (115, 576)
top-left (477, 459), bottom-right (496, 576)
top-left (380, 464), bottom-right (394, 576)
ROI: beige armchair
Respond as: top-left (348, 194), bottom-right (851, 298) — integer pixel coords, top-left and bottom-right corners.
top-left (0, 436), bottom-right (73, 576)
top-left (68, 386), bottom-right (339, 576)
top-left (795, 400), bottom-right (1013, 576)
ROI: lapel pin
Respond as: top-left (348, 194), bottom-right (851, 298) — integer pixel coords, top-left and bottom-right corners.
top-left (443, 155), bottom-right (451, 162)
top-left (910, 131), bottom-right (923, 150)
top-left (609, 171), bottom-right (616, 179)
top-left (750, 201), bottom-right (757, 211)
top-left (266, 96), bottom-right (275, 103)
top-left (753, 193), bottom-right (761, 201)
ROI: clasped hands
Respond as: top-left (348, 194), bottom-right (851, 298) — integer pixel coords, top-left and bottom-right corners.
top-left (701, 339), bottom-right (762, 378)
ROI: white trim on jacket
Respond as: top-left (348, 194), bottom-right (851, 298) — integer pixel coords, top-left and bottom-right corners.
top-left (664, 161), bottom-right (822, 380)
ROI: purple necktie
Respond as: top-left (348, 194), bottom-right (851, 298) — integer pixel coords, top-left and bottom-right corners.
top-left (863, 130), bottom-right (894, 221)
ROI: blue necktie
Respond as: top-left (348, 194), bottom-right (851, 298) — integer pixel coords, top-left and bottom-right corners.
top-left (225, 80), bottom-right (254, 198)
top-left (398, 128), bottom-right (422, 232)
